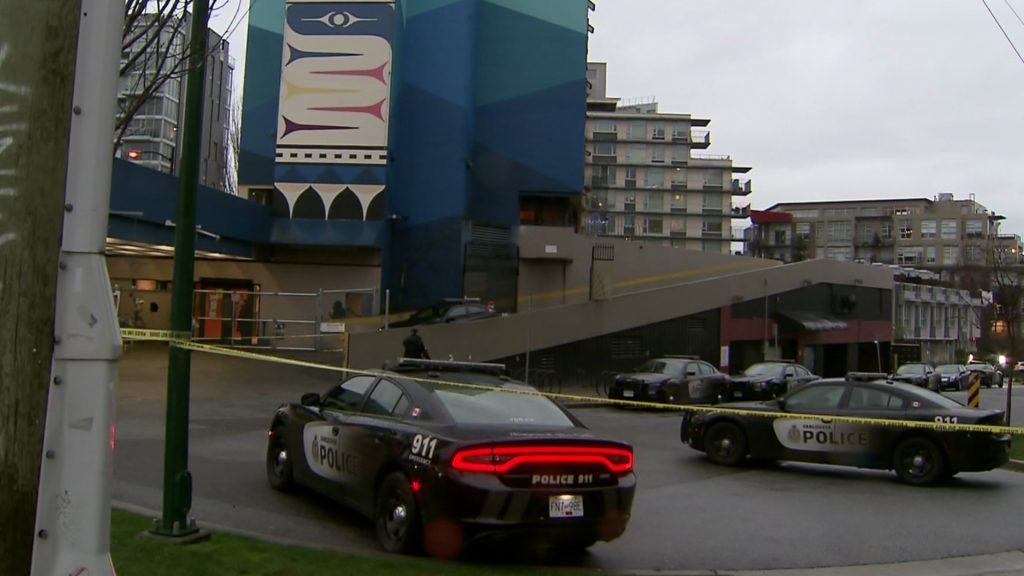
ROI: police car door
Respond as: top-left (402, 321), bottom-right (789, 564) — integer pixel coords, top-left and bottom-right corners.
top-left (838, 384), bottom-right (906, 468)
top-left (302, 374), bottom-right (378, 507)
top-left (347, 377), bottom-right (415, 514)
top-left (769, 382), bottom-right (849, 464)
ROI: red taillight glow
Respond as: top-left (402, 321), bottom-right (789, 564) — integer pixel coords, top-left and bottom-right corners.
top-left (451, 445), bottom-right (633, 474)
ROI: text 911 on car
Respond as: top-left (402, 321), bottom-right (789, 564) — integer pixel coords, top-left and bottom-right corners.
top-left (679, 375), bottom-right (1010, 485)
top-left (266, 358), bottom-right (636, 557)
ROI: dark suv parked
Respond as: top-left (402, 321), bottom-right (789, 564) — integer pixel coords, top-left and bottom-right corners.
top-left (607, 355), bottom-right (729, 405)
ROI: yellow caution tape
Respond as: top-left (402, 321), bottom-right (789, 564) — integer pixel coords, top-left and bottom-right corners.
top-left (119, 328), bottom-right (1024, 436)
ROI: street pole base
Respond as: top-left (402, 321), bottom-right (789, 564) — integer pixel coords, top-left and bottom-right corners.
top-left (145, 517), bottom-right (211, 544)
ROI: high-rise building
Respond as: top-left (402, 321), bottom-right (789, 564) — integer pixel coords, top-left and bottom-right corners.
top-left (581, 62), bottom-right (751, 253)
top-left (117, 12), bottom-right (234, 192)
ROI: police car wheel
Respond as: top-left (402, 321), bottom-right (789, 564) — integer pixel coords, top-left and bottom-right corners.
top-left (893, 437), bottom-right (945, 486)
top-left (704, 422), bottom-right (747, 466)
top-left (266, 426), bottom-right (294, 491)
top-left (375, 472), bottom-right (422, 554)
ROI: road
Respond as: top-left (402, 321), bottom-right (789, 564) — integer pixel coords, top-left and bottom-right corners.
top-left (113, 345), bottom-right (1024, 572)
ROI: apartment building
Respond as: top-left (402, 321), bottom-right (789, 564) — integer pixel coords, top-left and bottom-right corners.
top-left (582, 63), bottom-right (751, 253)
top-left (746, 193), bottom-right (1021, 275)
top-left (894, 268), bottom-right (988, 362)
top-left (117, 13), bottom-right (234, 192)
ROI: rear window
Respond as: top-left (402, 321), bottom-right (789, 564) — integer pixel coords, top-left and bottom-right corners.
top-left (430, 381), bottom-right (575, 427)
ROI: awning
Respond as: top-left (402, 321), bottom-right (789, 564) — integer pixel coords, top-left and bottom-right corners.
top-left (776, 310), bottom-right (848, 332)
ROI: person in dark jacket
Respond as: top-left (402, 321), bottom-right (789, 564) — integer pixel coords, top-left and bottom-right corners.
top-left (402, 328), bottom-right (429, 359)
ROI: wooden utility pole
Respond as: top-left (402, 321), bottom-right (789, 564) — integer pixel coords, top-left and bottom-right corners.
top-left (0, 1), bottom-right (82, 575)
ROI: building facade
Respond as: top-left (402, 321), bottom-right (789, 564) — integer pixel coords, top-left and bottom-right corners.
top-left (117, 13), bottom-right (234, 192)
top-left (746, 194), bottom-right (1018, 276)
top-left (581, 63), bottom-right (751, 253)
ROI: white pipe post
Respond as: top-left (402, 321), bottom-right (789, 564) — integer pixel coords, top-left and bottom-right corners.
top-left (31, 1), bottom-right (124, 575)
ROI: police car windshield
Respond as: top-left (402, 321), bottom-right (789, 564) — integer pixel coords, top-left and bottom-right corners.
top-left (636, 359), bottom-right (680, 374)
top-left (743, 363), bottom-right (780, 376)
top-left (896, 364), bottom-right (926, 375)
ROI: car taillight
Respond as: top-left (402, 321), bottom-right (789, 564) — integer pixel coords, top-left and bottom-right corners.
top-left (451, 445), bottom-right (633, 474)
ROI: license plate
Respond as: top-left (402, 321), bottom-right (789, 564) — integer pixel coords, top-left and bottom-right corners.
top-left (622, 390), bottom-right (635, 398)
top-left (549, 495), bottom-right (584, 518)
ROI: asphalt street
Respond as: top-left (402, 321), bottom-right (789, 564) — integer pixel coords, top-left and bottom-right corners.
top-left (113, 343), bottom-right (1024, 575)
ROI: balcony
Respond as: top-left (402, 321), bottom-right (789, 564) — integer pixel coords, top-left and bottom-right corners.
top-left (731, 179), bottom-right (752, 196)
top-left (591, 131), bottom-right (618, 142)
top-left (691, 130), bottom-right (711, 149)
top-left (592, 154), bottom-right (617, 164)
top-left (730, 204), bottom-right (751, 218)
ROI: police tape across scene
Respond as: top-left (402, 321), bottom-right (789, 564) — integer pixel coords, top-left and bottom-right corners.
top-left (120, 328), bottom-right (1024, 437)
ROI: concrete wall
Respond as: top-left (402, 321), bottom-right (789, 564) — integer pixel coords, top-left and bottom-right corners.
top-left (348, 244), bottom-right (895, 369)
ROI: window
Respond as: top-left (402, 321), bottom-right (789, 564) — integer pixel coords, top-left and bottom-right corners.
top-left (670, 146), bottom-right (688, 164)
top-left (703, 170), bottom-right (723, 188)
top-left (671, 124), bottom-right (688, 140)
top-left (941, 219), bottom-right (957, 239)
top-left (670, 192), bottom-right (686, 212)
top-left (898, 220), bottom-right (913, 239)
top-left (703, 191), bottom-right (722, 212)
top-left (629, 121), bottom-right (646, 139)
top-left (650, 146), bottom-right (665, 163)
top-left (966, 219), bottom-right (984, 238)
top-left (774, 229), bottom-right (788, 245)
top-left (881, 223), bottom-right (893, 240)
top-left (702, 221), bottom-right (723, 235)
top-left (785, 384), bottom-right (846, 411)
top-left (593, 119), bottom-right (616, 134)
top-left (643, 191), bottom-right (663, 210)
top-left (434, 384), bottom-right (575, 427)
top-left (627, 144), bottom-right (645, 163)
top-left (897, 246), bottom-right (923, 265)
top-left (790, 209), bottom-right (819, 219)
top-left (826, 221), bottom-right (852, 242)
top-left (323, 375), bottom-right (377, 412)
top-left (362, 380), bottom-right (408, 417)
top-left (825, 246), bottom-right (852, 261)
top-left (795, 222), bottom-right (811, 240)
top-left (652, 123), bottom-right (665, 140)
top-left (594, 142), bottom-right (616, 157)
top-left (592, 165), bottom-right (616, 187)
top-left (644, 217), bottom-right (663, 234)
top-left (847, 386), bottom-right (904, 410)
top-left (624, 167), bottom-right (637, 188)
top-left (920, 220), bottom-right (937, 239)
top-left (926, 246), bottom-right (936, 264)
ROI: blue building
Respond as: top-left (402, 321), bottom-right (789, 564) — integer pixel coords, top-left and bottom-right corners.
top-left (238, 0), bottom-right (590, 311)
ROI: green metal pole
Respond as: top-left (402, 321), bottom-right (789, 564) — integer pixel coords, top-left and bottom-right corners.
top-left (153, 0), bottom-right (209, 538)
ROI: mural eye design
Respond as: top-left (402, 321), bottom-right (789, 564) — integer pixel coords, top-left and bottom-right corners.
top-left (303, 11), bottom-right (378, 29)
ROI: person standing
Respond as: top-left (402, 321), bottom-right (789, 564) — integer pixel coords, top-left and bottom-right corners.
top-left (402, 328), bottom-right (429, 359)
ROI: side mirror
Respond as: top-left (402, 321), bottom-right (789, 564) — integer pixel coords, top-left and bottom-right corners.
top-left (301, 393), bottom-right (321, 407)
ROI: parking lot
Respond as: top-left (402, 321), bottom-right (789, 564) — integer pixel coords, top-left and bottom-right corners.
top-left (114, 344), bottom-right (1024, 572)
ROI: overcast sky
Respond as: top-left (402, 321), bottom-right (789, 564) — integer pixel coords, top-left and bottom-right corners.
top-left (212, 1), bottom-right (1024, 237)
top-left (588, 0), bottom-right (1024, 237)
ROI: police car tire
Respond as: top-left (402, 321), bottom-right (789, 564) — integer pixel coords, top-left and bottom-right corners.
top-left (704, 422), bottom-right (747, 466)
top-left (375, 472), bottom-right (422, 554)
top-left (893, 437), bottom-right (945, 486)
top-left (266, 426), bottom-right (294, 492)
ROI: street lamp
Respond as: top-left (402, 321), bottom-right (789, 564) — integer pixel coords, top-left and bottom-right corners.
top-left (125, 148), bottom-right (175, 173)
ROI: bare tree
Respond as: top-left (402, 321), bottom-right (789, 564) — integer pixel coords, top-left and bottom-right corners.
top-left (988, 238), bottom-right (1023, 422)
top-left (223, 96), bottom-right (241, 195)
top-left (116, 0), bottom-right (231, 150)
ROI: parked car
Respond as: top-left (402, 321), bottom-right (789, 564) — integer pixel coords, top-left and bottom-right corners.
top-left (266, 358), bottom-right (635, 555)
top-left (680, 375), bottom-right (1011, 485)
top-left (608, 355), bottom-right (729, 405)
top-left (727, 361), bottom-right (819, 400)
top-left (967, 362), bottom-right (1004, 388)
top-left (934, 364), bottom-right (970, 391)
top-left (390, 299), bottom-right (497, 328)
top-left (889, 363), bottom-right (940, 391)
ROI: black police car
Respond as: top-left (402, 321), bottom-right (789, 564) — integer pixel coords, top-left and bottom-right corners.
top-left (607, 355), bottom-right (729, 405)
top-left (266, 358), bottom-right (635, 556)
top-left (680, 375), bottom-right (1010, 485)
top-left (727, 361), bottom-right (819, 400)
